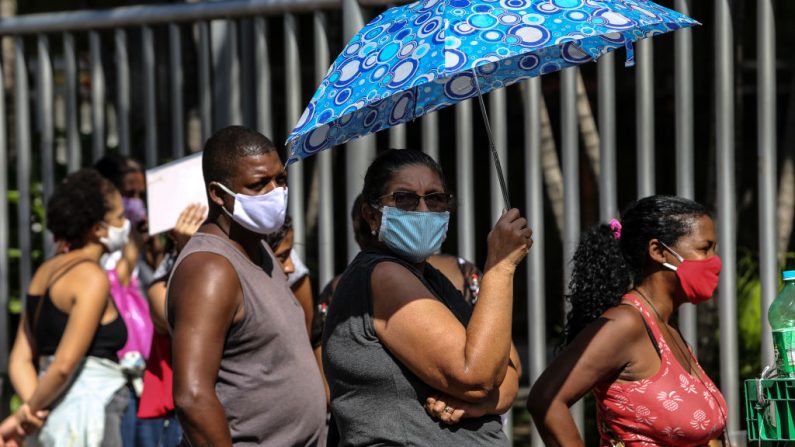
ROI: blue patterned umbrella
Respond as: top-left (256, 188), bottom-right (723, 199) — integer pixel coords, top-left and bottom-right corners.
top-left (285, 0), bottom-right (698, 204)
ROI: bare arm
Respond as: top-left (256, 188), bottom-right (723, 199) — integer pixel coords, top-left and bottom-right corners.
top-left (146, 281), bottom-right (169, 335)
top-left (291, 276), bottom-right (314, 338)
top-left (373, 209), bottom-right (531, 402)
top-left (24, 264), bottom-right (111, 413)
top-left (527, 306), bottom-right (648, 447)
top-left (8, 316), bottom-right (38, 402)
top-left (426, 343), bottom-right (521, 423)
top-left (170, 252), bottom-right (242, 447)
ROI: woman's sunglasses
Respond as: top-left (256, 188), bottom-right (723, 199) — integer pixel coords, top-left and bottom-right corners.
top-left (377, 191), bottom-right (453, 212)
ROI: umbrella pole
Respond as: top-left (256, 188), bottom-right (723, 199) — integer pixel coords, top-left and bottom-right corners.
top-left (471, 68), bottom-right (511, 210)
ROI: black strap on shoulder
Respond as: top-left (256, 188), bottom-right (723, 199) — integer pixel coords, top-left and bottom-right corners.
top-left (31, 258), bottom-right (95, 333)
top-left (618, 302), bottom-right (661, 358)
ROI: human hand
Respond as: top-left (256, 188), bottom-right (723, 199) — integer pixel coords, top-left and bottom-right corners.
top-left (485, 208), bottom-right (532, 271)
top-left (14, 403), bottom-right (48, 435)
top-left (170, 203), bottom-right (207, 252)
top-left (0, 413), bottom-right (24, 446)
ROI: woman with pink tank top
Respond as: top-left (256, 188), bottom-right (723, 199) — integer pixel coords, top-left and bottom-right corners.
top-left (528, 196), bottom-right (729, 446)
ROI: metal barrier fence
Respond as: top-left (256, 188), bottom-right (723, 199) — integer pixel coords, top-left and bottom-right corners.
top-left (0, 0), bottom-right (783, 444)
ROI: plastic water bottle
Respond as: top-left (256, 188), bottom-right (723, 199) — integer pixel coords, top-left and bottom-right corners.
top-left (769, 270), bottom-right (795, 377)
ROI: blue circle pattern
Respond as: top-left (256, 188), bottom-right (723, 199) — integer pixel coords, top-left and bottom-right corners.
top-left (286, 0), bottom-right (699, 161)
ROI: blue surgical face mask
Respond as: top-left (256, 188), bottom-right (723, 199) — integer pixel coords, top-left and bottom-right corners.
top-left (378, 206), bottom-right (450, 263)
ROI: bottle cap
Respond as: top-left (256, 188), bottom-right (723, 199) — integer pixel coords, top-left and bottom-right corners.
top-left (784, 270), bottom-right (795, 281)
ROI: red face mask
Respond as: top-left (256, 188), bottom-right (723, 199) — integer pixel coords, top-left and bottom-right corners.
top-left (660, 242), bottom-right (722, 304)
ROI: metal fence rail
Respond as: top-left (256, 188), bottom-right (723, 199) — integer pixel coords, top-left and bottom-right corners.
top-left (0, 0), bottom-right (785, 444)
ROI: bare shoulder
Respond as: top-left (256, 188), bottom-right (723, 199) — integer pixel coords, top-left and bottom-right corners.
top-left (172, 251), bottom-right (237, 283)
top-left (371, 261), bottom-right (426, 295)
top-left (169, 251), bottom-right (241, 307)
top-left (599, 304), bottom-right (647, 339)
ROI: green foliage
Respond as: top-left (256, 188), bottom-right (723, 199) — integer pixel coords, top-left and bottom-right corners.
top-left (6, 184), bottom-right (47, 315)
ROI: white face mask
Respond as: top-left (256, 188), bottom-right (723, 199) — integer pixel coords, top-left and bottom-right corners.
top-left (214, 183), bottom-right (288, 235)
top-left (100, 218), bottom-right (131, 253)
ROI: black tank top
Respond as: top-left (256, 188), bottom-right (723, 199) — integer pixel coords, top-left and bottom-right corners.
top-left (25, 260), bottom-right (127, 362)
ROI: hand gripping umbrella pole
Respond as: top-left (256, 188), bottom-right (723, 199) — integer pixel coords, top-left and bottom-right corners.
top-left (471, 68), bottom-right (511, 210)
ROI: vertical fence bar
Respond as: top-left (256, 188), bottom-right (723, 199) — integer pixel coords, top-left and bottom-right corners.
top-left (758, 0), bottom-right (777, 369)
top-left (314, 11), bottom-right (334, 289)
top-left (421, 113), bottom-right (438, 161)
top-left (0, 54), bottom-right (9, 397)
top-left (524, 77), bottom-right (545, 447)
top-left (674, 0), bottom-right (698, 353)
top-left (37, 34), bottom-right (55, 256)
top-left (170, 23), bottom-right (185, 159)
top-left (229, 21), bottom-right (242, 126)
top-left (389, 124), bottom-right (406, 149)
top-left (142, 25), bottom-right (157, 167)
top-left (254, 16), bottom-right (273, 139)
top-left (63, 33), bottom-right (80, 171)
top-left (636, 38), bottom-right (654, 197)
top-left (343, 0), bottom-right (376, 261)
top-left (715, 0), bottom-right (739, 436)
top-left (138, 26), bottom-right (154, 161)
top-left (456, 100), bottom-right (475, 262)
top-left (561, 66), bottom-right (583, 434)
top-left (89, 31), bottom-right (105, 162)
top-left (598, 52), bottom-right (616, 221)
top-left (115, 29), bottom-right (131, 156)
top-left (284, 13), bottom-right (306, 260)
top-left (198, 21), bottom-right (212, 141)
top-left (15, 37), bottom-right (32, 306)
top-left (489, 88), bottom-right (507, 222)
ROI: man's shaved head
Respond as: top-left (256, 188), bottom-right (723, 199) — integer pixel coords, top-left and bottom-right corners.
top-left (203, 126), bottom-right (277, 186)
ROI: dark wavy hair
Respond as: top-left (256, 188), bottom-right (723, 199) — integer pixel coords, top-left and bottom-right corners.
top-left (563, 195), bottom-right (709, 345)
top-left (47, 169), bottom-right (117, 249)
top-left (265, 215), bottom-right (294, 250)
top-left (357, 148), bottom-right (447, 248)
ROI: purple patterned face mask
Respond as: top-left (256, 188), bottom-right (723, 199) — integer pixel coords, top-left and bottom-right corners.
top-left (123, 197), bottom-right (148, 228)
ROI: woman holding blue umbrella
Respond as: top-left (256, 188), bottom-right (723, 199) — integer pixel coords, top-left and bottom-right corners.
top-left (322, 149), bottom-right (529, 445)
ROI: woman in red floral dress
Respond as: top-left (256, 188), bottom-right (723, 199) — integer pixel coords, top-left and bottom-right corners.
top-left (528, 196), bottom-right (728, 446)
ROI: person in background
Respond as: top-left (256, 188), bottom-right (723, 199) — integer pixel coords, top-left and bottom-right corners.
top-left (4, 169), bottom-right (129, 446)
top-left (322, 149), bottom-right (527, 446)
top-left (167, 126), bottom-right (326, 446)
top-left (95, 154), bottom-right (157, 447)
top-left (134, 203), bottom-right (207, 447)
top-left (527, 196), bottom-right (728, 446)
top-left (266, 215), bottom-right (314, 337)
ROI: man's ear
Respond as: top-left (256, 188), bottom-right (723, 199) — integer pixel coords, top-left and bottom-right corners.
top-left (647, 239), bottom-right (668, 265)
top-left (208, 183), bottom-right (226, 208)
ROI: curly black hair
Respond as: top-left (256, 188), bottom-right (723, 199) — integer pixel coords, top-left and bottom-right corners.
top-left (563, 195), bottom-right (709, 345)
top-left (46, 169), bottom-right (117, 249)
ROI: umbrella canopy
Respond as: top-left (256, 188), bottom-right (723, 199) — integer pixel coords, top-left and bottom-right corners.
top-left (286, 0), bottom-right (697, 163)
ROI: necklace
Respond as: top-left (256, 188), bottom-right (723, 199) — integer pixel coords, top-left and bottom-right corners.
top-left (632, 287), bottom-right (695, 375)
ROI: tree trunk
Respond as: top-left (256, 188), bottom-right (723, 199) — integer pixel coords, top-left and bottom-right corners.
top-left (577, 70), bottom-right (600, 179)
top-left (540, 94), bottom-right (565, 235)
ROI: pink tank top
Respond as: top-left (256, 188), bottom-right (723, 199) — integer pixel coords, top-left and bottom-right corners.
top-left (593, 294), bottom-right (728, 446)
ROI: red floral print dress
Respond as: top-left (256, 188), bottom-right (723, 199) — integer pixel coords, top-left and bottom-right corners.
top-left (593, 294), bottom-right (728, 446)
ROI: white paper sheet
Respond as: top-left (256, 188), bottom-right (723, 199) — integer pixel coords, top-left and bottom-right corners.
top-left (145, 152), bottom-right (208, 234)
